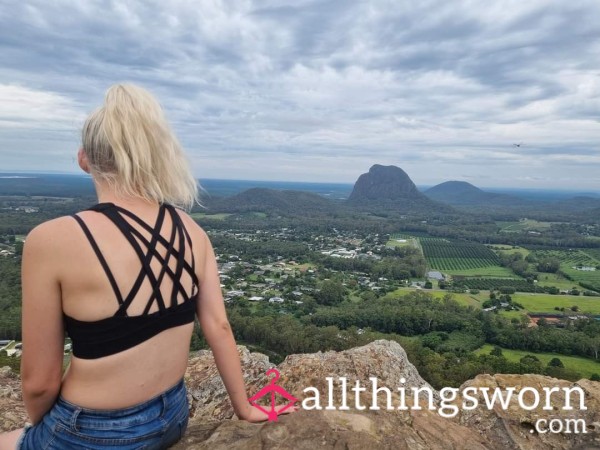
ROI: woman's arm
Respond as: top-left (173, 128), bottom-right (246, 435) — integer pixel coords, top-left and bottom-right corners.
top-left (195, 229), bottom-right (254, 420)
top-left (20, 222), bottom-right (65, 424)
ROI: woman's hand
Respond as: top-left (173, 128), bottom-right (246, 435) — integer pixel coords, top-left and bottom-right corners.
top-left (237, 402), bottom-right (299, 423)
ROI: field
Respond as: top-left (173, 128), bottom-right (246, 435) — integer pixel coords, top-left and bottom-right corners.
top-left (444, 266), bottom-right (516, 277)
top-left (390, 287), bottom-right (486, 308)
top-left (419, 237), bottom-right (500, 271)
top-left (474, 344), bottom-right (600, 379)
top-left (531, 249), bottom-right (600, 291)
top-left (453, 278), bottom-right (536, 292)
top-left (536, 273), bottom-right (579, 290)
top-left (387, 234), bottom-right (419, 249)
top-left (496, 219), bottom-right (554, 233)
top-left (190, 212), bottom-right (232, 220)
top-left (393, 287), bottom-right (600, 314)
top-left (510, 293), bottom-right (600, 314)
top-left (488, 245), bottom-right (531, 257)
top-left (583, 249), bottom-right (600, 261)
top-left (498, 310), bottom-right (527, 320)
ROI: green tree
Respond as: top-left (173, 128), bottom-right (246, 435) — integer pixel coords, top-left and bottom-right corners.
top-left (548, 357), bottom-right (564, 368)
top-left (490, 346), bottom-right (503, 357)
top-left (316, 280), bottom-right (345, 306)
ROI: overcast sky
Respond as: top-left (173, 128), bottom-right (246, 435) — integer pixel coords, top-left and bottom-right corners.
top-left (1, 0), bottom-right (599, 190)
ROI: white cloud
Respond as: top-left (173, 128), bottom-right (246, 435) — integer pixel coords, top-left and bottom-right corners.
top-left (0, 84), bottom-right (83, 129)
top-left (0, 0), bottom-right (599, 189)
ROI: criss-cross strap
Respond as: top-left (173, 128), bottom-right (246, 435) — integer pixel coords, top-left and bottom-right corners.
top-left (99, 205), bottom-right (170, 315)
top-left (71, 202), bottom-right (198, 318)
top-left (114, 205), bottom-right (199, 289)
top-left (71, 214), bottom-right (125, 306)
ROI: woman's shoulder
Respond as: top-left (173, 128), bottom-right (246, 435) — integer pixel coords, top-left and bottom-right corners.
top-left (170, 206), bottom-right (210, 242)
top-left (23, 215), bottom-right (80, 255)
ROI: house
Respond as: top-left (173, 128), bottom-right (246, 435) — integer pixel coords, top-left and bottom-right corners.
top-left (427, 271), bottom-right (445, 281)
top-left (249, 296), bottom-right (264, 302)
top-left (269, 296), bottom-right (284, 303)
top-left (225, 290), bottom-right (245, 298)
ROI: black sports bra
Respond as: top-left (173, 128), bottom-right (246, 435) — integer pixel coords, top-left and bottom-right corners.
top-left (66, 202), bottom-right (199, 359)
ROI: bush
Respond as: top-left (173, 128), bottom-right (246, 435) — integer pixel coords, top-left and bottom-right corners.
top-left (548, 357), bottom-right (564, 368)
top-left (490, 346), bottom-right (503, 357)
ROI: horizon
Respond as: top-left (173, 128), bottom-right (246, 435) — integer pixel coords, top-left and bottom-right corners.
top-left (0, 170), bottom-right (598, 196)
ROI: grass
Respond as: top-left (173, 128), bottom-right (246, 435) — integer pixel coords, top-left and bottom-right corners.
top-left (390, 287), bottom-right (485, 308)
top-left (499, 310), bottom-right (527, 320)
top-left (497, 219), bottom-right (554, 233)
top-left (532, 249), bottom-right (600, 291)
top-left (249, 212), bottom-right (267, 218)
top-left (474, 344), bottom-right (600, 379)
top-left (386, 238), bottom-right (418, 248)
top-left (444, 266), bottom-right (517, 277)
top-left (488, 245), bottom-right (531, 257)
top-left (511, 293), bottom-right (600, 314)
top-left (393, 288), bottom-right (600, 314)
top-left (536, 273), bottom-right (579, 290)
top-left (190, 212), bottom-right (232, 220)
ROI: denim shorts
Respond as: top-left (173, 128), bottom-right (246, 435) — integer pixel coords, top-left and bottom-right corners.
top-left (16, 378), bottom-right (189, 450)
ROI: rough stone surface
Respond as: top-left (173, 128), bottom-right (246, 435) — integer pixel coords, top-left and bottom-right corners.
top-left (456, 373), bottom-right (600, 450)
top-left (185, 345), bottom-right (274, 421)
top-left (2, 342), bottom-right (599, 449)
top-left (0, 366), bottom-right (27, 432)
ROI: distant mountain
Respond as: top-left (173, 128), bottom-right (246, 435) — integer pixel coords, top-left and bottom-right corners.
top-left (347, 164), bottom-right (453, 214)
top-left (424, 181), bottom-right (527, 206)
top-left (205, 187), bottom-right (345, 216)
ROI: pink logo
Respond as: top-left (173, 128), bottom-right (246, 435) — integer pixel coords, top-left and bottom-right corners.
top-left (248, 368), bottom-right (298, 422)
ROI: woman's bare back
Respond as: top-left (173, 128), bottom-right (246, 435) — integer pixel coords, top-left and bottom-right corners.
top-left (56, 202), bottom-right (201, 409)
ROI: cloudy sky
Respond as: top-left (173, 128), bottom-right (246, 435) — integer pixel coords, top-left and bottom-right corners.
top-left (1, 0), bottom-right (599, 189)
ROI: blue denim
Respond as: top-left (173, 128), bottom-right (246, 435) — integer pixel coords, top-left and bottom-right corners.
top-left (16, 378), bottom-right (189, 450)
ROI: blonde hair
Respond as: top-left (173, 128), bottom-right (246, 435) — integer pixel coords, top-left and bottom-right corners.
top-left (82, 83), bottom-right (201, 210)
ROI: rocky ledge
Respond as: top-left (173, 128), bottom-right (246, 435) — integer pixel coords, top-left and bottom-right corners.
top-left (2, 340), bottom-right (599, 449)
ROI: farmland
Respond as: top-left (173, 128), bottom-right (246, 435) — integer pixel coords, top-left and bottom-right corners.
top-left (510, 293), bottom-right (600, 314)
top-left (496, 219), bottom-right (554, 233)
top-left (531, 249), bottom-right (600, 291)
top-left (443, 266), bottom-right (516, 277)
top-left (386, 233), bottom-right (419, 249)
top-left (474, 344), bottom-right (600, 379)
top-left (419, 237), bottom-right (500, 271)
top-left (390, 287), bottom-right (486, 307)
top-left (452, 278), bottom-right (537, 292)
top-left (190, 212), bottom-right (232, 220)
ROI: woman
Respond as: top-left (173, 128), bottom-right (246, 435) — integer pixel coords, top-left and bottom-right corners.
top-left (0, 84), bottom-right (295, 449)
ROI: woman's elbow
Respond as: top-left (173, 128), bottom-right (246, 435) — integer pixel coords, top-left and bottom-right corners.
top-left (22, 378), bottom-right (60, 399)
top-left (202, 319), bottom-right (233, 339)
top-left (21, 367), bottom-right (61, 397)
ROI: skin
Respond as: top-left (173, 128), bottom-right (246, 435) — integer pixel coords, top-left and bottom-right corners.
top-left (0, 149), bottom-right (295, 449)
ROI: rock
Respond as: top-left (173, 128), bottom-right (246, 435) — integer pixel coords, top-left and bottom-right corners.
top-left (185, 345), bottom-right (274, 421)
top-left (0, 366), bottom-right (27, 431)
top-left (1, 341), bottom-right (599, 449)
top-left (0, 367), bottom-right (15, 379)
top-left (347, 164), bottom-right (452, 214)
top-left (456, 374), bottom-right (600, 449)
top-left (348, 165), bottom-right (422, 201)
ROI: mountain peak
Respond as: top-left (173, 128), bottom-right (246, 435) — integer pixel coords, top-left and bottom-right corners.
top-left (348, 164), bottom-right (420, 202)
top-left (425, 181), bottom-right (483, 196)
